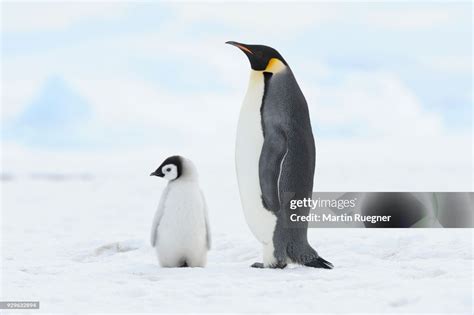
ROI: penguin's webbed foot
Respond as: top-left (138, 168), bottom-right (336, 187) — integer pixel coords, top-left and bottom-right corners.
top-left (270, 262), bottom-right (287, 269)
top-left (251, 262), bottom-right (264, 268)
top-left (251, 262), bottom-right (287, 269)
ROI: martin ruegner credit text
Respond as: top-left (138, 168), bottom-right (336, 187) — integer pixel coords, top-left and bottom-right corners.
top-left (289, 197), bottom-right (391, 224)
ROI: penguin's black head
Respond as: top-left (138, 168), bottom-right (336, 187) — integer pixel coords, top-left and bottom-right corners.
top-left (150, 155), bottom-right (182, 181)
top-left (226, 41), bottom-right (287, 72)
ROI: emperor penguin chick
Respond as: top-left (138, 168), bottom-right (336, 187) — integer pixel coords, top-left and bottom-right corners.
top-left (150, 155), bottom-right (211, 267)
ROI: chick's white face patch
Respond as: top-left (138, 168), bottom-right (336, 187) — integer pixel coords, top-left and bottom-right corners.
top-left (162, 164), bottom-right (178, 180)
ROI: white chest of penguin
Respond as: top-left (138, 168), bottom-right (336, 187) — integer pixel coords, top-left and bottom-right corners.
top-left (158, 181), bottom-right (207, 252)
top-left (235, 71), bottom-right (277, 244)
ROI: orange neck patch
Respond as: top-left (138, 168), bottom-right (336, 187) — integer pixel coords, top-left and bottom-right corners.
top-left (265, 58), bottom-right (286, 73)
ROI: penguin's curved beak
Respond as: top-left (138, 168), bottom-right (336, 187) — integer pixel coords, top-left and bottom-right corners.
top-left (225, 41), bottom-right (253, 55)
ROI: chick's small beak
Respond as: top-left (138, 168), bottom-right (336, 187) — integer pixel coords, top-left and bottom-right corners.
top-left (225, 41), bottom-right (253, 55)
top-left (150, 169), bottom-right (165, 177)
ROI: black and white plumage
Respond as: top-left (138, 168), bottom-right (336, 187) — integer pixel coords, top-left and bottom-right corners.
top-left (150, 156), bottom-right (211, 267)
top-left (227, 41), bottom-right (333, 269)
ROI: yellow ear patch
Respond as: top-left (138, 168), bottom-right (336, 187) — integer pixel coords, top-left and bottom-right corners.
top-left (265, 58), bottom-right (286, 73)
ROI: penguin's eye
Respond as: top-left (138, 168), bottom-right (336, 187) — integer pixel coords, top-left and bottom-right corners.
top-left (166, 168), bottom-right (171, 172)
top-left (255, 51), bottom-right (263, 58)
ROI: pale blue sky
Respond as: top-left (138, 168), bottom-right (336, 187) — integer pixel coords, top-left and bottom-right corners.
top-left (1, 1), bottom-right (472, 150)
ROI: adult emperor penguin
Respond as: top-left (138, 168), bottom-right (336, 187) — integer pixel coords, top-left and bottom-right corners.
top-left (227, 41), bottom-right (333, 269)
top-left (150, 155), bottom-right (211, 267)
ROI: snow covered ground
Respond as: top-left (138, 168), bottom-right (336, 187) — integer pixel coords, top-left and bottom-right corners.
top-left (1, 174), bottom-right (472, 314)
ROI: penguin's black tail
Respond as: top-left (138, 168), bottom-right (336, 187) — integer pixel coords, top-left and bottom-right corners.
top-left (287, 242), bottom-right (334, 269)
top-left (304, 256), bottom-right (334, 269)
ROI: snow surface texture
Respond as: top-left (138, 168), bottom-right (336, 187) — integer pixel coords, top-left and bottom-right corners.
top-left (1, 176), bottom-right (473, 314)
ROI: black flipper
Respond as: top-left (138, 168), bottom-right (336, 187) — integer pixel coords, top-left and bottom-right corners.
top-left (304, 256), bottom-right (334, 269)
